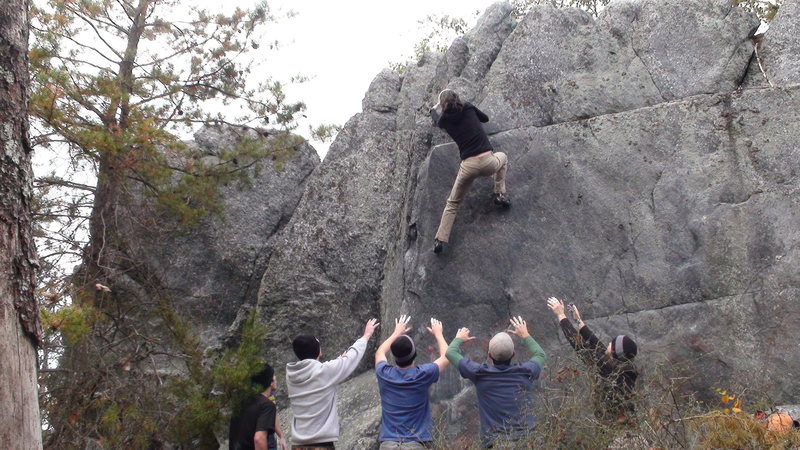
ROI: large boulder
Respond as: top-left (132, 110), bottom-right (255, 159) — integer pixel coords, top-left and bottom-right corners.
top-left (256, 67), bottom-right (415, 366)
top-left (251, 0), bottom-right (800, 446)
top-left (405, 85), bottom-right (800, 402)
top-left (119, 125), bottom-right (319, 345)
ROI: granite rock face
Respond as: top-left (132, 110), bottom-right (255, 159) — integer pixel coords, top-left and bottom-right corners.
top-left (119, 125), bottom-right (319, 345)
top-left (480, 0), bottom-right (758, 133)
top-left (409, 86), bottom-right (800, 401)
top-left (253, 1), bottom-right (800, 447)
top-left (254, 4), bottom-right (523, 369)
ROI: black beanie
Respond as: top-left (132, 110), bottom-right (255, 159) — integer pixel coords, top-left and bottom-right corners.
top-left (250, 363), bottom-right (274, 390)
top-left (390, 335), bottom-right (416, 366)
top-left (611, 335), bottom-right (638, 361)
top-left (293, 335), bottom-right (320, 360)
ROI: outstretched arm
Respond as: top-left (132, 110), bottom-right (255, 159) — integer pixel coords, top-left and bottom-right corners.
top-left (324, 318), bottom-right (379, 383)
top-left (509, 316), bottom-right (546, 368)
top-left (549, 297), bottom-right (605, 361)
top-left (569, 303), bottom-right (603, 353)
top-left (427, 318), bottom-right (449, 372)
top-left (446, 327), bottom-right (475, 367)
top-left (548, 297), bottom-right (582, 350)
top-left (375, 315), bottom-right (411, 366)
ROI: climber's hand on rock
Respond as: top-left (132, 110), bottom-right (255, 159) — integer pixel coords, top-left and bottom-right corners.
top-left (455, 327), bottom-right (475, 341)
top-left (393, 315), bottom-right (412, 336)
top-left (547, 297), bottom-right (567, 320)
top-left (362, 318), bottom-right (380, 339)
top-left (509, 316), bottom-right (530, 339)
top-left (426, 318), bottom-right (443, 336)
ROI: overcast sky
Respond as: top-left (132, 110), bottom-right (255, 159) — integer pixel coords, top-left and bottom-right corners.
top-left (239, 0), bottom-right (500, 157)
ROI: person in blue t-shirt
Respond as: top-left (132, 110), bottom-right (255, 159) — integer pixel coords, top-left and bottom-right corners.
top-left (374, 315), bottom-right (450, 448)
top-left (446, 316), bottom-right (546, 448)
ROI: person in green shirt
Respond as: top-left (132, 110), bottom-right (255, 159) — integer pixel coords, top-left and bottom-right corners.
top-left (446, 316), bottom-right (546, 447)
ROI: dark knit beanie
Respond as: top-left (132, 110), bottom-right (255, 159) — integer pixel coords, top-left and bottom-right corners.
top-left (611, 335), bottom-right (638, 361)
top-left (250, 363), bottom-right (274, 390)
top-left (292, 335), bottom-right (320, 360)
top-left (390, 335), bottom-right (416, 366)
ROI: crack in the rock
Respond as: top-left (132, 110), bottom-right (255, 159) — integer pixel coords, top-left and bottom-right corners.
top-left (628, 6), bottom-right (665, 101)
top-left (649, 170), bottom-right (663, 213)
top-left (717, 189), bottom-right (762, 206)
top-left (484, 82), bottom-right (800, 139)
top-left (590, 290), bottom-right (769, 321)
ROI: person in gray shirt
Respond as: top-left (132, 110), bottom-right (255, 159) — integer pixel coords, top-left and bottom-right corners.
top-left (286, 318), bottom-right (380, 448)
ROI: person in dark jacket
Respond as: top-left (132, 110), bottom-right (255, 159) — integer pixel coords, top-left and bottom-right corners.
top-left (546, 297), bottom-right (639, 424)
top-left (229, 364), bottom-right (286, 450)
top-left (429, 89), bottom-right (509, 254)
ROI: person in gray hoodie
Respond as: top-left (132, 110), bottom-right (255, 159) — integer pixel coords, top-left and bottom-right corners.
top-left (286, 318), bottom-right (380, 448)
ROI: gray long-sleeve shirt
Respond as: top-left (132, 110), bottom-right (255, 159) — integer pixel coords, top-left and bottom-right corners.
top-left (285, 337), bottom-right (367, 445)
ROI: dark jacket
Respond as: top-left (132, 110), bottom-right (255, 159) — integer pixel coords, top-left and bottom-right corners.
top-left (430, 102), bottom-right (493, 160)
top-left (559, 318), bottom-right (638, 421)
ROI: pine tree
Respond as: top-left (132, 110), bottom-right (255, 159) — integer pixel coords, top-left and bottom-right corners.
top-left (29, 1), bottom-right (304, 446)
top-left (0, 0), bottom-right (44, 446)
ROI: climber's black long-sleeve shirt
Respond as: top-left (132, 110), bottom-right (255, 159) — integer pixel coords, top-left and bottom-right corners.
top-left (430, 102), bottom-right (493, 160)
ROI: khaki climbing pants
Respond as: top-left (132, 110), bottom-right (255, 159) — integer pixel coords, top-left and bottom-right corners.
top-left (435, 151), bottom-right (507, 243)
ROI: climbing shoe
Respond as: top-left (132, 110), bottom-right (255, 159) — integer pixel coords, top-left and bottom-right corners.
top-left (433, 239), bottom-right (444, 254)
top-left (493, 193), bottom-right (511, 208)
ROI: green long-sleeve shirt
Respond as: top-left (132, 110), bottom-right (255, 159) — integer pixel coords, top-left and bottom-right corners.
top-left (446, 335), bottom-right (546, 368)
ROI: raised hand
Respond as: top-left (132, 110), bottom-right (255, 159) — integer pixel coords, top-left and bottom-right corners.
top-left (362, 318), bottom-right (381, 339)
top-left (393, 315), bottom-right (412, 336)
top-left (426, 318), bottom-right (443, 337)
top-left (455, 327), bottom-right (476, 341)
top-left (568, 303), bottom-right (585, 328)
top-left (509, 316), bottom-right (531, 339)
top-left (547, 297), bottom-right (567, 320)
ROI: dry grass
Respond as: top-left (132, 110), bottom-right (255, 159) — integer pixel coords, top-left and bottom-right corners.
top-left (426, 353), bottom-right (800, 449)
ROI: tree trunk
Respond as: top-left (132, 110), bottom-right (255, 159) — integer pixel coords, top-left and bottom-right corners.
top-left (81, 0), bottom-right (152, 296)
top-left (0, 0), bottom-right (44, 447)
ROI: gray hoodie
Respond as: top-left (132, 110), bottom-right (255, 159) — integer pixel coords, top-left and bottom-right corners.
top-left (285, 337), bottom-right (367, 445)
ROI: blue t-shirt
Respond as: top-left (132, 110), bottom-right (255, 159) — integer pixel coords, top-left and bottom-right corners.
top-left (458, 359), bottom-right (542, 446)
top-left (375, 361), bottom-right (440, 442)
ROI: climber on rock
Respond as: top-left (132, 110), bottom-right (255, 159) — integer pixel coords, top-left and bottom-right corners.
top-left (429, 89), bottom-right (509, 254)
top-left (374, 316), bottom-right (449, 448)
top-left (285, 318), bottom-right (380, 449)
top-left (445, 316), bottom-right (546, 447)
top-left (546, 297), bottom-right (639, 424)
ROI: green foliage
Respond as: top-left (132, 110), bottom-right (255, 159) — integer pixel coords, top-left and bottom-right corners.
top-left (309, 123), bottom-right (342, 144)
top-left (389, 13), bottom-right (477, 73)
top-left (412, 14), bottom-right (471, 56)
top-left (167, 309), bottom-right (270, 447)
top-left (511, 0), bottom-right (610, 18)
top-left (29, 0), bottom-right (306, 231)
top-left (41, 291), bottom-right (271, 448)
top-left (735, 0), bottom-right (782, 22)
top-left (40, 303), bottom-right (98, 346)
